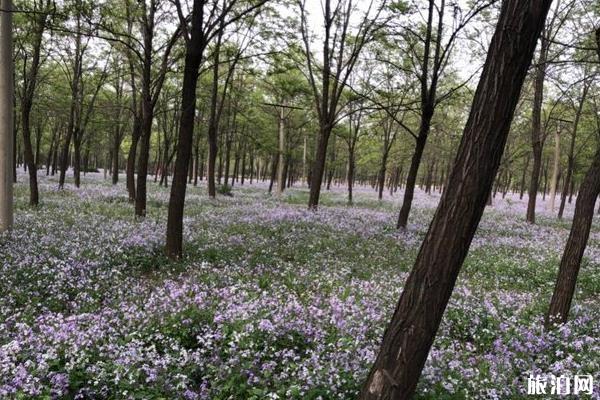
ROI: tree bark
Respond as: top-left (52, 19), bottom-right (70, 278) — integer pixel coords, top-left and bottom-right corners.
top-left (397, 134), bottom-right (427, 228)
top-left (165, 0), bottom-right (205, 258)
top-left (360, 1), bottom-right (551, 398)
top-left (526, 33), bottom-right (549, 224)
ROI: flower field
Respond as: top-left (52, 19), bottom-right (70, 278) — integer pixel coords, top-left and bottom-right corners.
top-left (1, 172), bottom-right (598, 399)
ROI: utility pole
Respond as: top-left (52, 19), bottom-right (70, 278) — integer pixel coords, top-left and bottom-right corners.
top-left (0, 0), bottom-right (14, 232)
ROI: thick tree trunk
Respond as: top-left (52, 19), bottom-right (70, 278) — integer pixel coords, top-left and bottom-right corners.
top-left (308, 124), bottom-right (332, 208)
top-left (360, 1), bottom-right (550, 398)
top-left (135, 102), bottom-right (153, 217)
top-left (21, 107), bottom-right (38, 206)
top-left (166, 1), bottom-right (205, 258)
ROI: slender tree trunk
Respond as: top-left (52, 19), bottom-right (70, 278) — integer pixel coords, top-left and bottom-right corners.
top-left (277, 106), bottom-right (285, 195)
top-left (59, 9), bottom-right (83, 189)
top-left (526, 34), bottom-right (549, 223)
top-left (112, 134), bottom-right (120, 185)
top-left (360, 2), bottom-right (551, 397)
top-left (546, 148), bottom-right (600, 325)
top-left (378, 151), bottom-right (389, 200)
top-left (207, 29), bottom-right (223, 198)
top-left (348, 146), bottom-right (355, 205)
top-left (546, 27), bottom-right (600, 326)
top-left (73, 137), bottom-right (82, 188)
top-left (520, 154), bottom-right (530, 199)
top-left (548, 128), bottom-right (560, 211)
top-left (397, 134), bottom-right (427, 228)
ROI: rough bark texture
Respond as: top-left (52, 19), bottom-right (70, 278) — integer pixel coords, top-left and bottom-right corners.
top-left (166, 0), bottom-right (205, 258)
top-left (359, 1), bottom-right (551, 398)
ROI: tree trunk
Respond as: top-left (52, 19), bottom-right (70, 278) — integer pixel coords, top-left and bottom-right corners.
top-left (526, 34), bottom-right (549, 223)
top-left (73, 137), bottom-right (82, 188)
top-left (276, 106), bottom-right (286, 195)
top-left (378, 151), bottom-right (389, 200)
top-left (546, 27), bottom-right (600, 326)
top-left (347, 146), bottom-right (355, 205)
top-left (548, 128), bottom-right (560, 211)
top-left (397, 134), bottom-right (427, 228)
top-left (207, 29), bottom-right (223, 199)
top-left (21, 106), bottom-right (38, 205)
top-left (59, 10), bottom-right (83, 190)
top-left (308, 124), bottom-right (332, 208)
top-left (135, 100), bottom-right (153, 217)
top-left (165, 0), bottom-right (205, 258)
top-left (112, 132), bottom-right (120, 185)
top-left (546, 147), bottom-right (600, 325)
top-left (360, 1), bottom-right (551, 398)
top-left (520, 154), bottom-right (530, 199)
top-left (268, 154), bottom-right (278, 194)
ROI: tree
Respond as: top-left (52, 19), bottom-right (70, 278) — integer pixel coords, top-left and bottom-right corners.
top-left (558, 73), bottom-right (591, 219)
top-left (58, 0), bottom-right (87, 189)
top-left (0, 0), bottom-right (13, 232)
top-left (18, 0), bottom-right (53, 206)
top-left (165, 0), bottom-right (268, 258)
top-left (298, 0), bottom-right (386, 209)
top-left (359, 0), bottom-right (552, 398)
top-left (545, 27), bottom-right (600, 327)
top-left (395, 0), bottom-right (497, 229)
top-left (525, 0), bottom-right (575, 224)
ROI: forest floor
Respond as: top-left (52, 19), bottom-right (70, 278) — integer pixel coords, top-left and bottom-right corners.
top-left (1, 171), bottom-right (599, 399)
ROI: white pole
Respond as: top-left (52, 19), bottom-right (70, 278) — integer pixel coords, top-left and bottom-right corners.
top-left (0, 0), bottom-right (14, 232)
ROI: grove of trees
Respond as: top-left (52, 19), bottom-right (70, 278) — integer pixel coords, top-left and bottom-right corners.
top-left (0, 0), bottom-right (599, 398)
